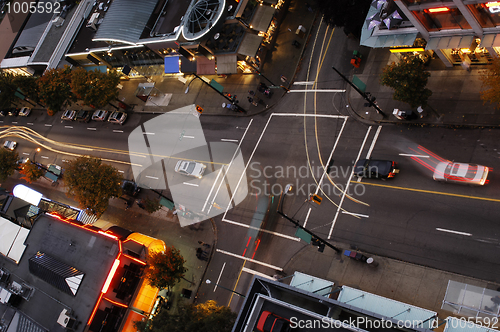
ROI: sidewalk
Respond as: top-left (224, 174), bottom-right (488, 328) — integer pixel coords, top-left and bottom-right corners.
top-left (346, 47), bottom-right (500, 127)
top-left (112, 0), bottom-right (317, 117)
top-left (284, 243), bottom-right (500, 320)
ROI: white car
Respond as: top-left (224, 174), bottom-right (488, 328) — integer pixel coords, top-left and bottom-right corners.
top-left (175, 160), bottom-right (206, 178)
top-left (92, 110), bottom-right (109, 121)
top-left (19, 107), bottom-right (31, 117)
top-left (61, 110), bottom-right (76, 121)
top-left (3, 140), bottom-right (17, 150)
top-left (433, 161), bottom-right (489, 186)
top-left (108, 111), bottom-right (127, 125)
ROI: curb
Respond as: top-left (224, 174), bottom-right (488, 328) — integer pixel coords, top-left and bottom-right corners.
top-left (193, 218), bottom-right (217, 304)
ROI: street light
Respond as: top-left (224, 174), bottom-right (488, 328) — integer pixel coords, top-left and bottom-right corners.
top-left (33, 148), bottom-right (41, 163)
top-left (205, 279), bottom-right (246, 298)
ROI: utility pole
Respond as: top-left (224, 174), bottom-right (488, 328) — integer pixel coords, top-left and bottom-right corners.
top-left (192, 73), bottom-right (247, 113)
top-left (331, 66), bottom-right (386, 118)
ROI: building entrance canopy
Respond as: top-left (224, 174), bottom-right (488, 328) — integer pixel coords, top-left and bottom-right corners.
top-left (442, 280), bottom-right (500, 318)
top-left (250, 5), bottom-right (276, 32)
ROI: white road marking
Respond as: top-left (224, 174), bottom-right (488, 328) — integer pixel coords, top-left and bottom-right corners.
top-left (221, 139), bottom-right (238, 142)
top-left (87, 128), bottom-right (97, 131)
top-left (45, 124), bottom-right (52, 127)
top-left (399, 154), bottom-right (430, 158)
top-left (184, 135), bottom-right (194, 139)
top-left (303, 208), bottom-right (312, 228)
top-left (293, 81), bottom-right (314, 85)
top-left (12, 122), bottom-right (17, 124)
top-left (216, 249), bottom-right (283, 271)
top-left (183, 182), bottom-right (199, 187)
top-left (22, 152), bottom-right (29, 156)
top-left (143, 132), bottom-right (155, 135)
top-left (288, 89), bottom-right (346, 93)
top-left (222, 217), bottom-right (300, 241)
top-left (273, 113), bottom-right (348, 119)
top-left (342, 211), bottom-right (369, 218)
top-left (213, 262), bottom-right (226, 292)
top-left (365, 125), bottom-right (382, 159)
top-left (27, 123), bottom-right (33, 125)
top-left (436, 228), bottom-right (472, 236)
top-left (118, 170), bottom-right (124, 173)
top-left (242, 267), bottom-right (275, 280)
top-left (145, 175), bottom-right (159, 180)
top-left (41, 156), bottom-right (49, 159)
top-left (113, 130), bottom-right (123, 133)
top-left (329, 126), bottom-right (373, 239)
top-left (65, 126), bottom-right (73, 129)
top-left (202, 166), bottom-right (225, 213)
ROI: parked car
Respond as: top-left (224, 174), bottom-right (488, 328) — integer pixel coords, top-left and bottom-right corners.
top-left (0, 110), bottom-right (7, 117)
top-left (433, 161), bottom-right (489, 186)
top-left (256, 311), bottom-right (291, 332)
top-left (354, 159), bottom-right (399, 179)
top-left (3, 140), bottom-right (17, 150)
top-left (108, 111), bottom-right (127, 125)
top-left (92, 109), bottom-right (109, 121)
top-left (61, 110), bottom-right (76, 121)
top-left (19, 107), bottom-right (31, 117)
top-left (175, 160), bottom-right (206, 178)
top-left (75, 110), bottom-right (91, 123)
top-left (8, 108), bottom-right (19, 116)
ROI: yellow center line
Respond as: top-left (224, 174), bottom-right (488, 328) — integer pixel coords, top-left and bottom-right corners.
top-left (352, 180), bottom-right (500, 203)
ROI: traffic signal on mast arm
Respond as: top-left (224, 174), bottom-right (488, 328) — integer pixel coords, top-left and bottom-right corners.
top-left (196, 105), bottom-right (204, 114)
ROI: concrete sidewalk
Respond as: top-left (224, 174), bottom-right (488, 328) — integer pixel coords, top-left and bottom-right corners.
top-left (345, 47), bottom-right (500, 127)
top-left (284, 243), bottom-right (500, 320)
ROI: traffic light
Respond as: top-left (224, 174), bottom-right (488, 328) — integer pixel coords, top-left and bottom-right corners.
top-left (310, 194), bottom-right (322, 205)
top-left (196, 105), bottom-right (204, 114)
top-left (311, 237), bottom-right (325, 252)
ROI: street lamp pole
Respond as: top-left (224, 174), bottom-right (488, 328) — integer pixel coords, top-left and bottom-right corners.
top-left (206, 279), bottom-right (246, 298)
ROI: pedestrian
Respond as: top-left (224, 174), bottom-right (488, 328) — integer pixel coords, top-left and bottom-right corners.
top-left (287, 28), bottom-right (292, 32)
top-left (280, 75), bottom-right (287, 83)
top-left (247, 96), bottom-right (253, 103)
top-left (198, 241), bottom-right (210, 248)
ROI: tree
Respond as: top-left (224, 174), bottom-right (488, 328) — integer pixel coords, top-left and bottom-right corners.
top-left (19, 162), bottom-right (44, 183)
top-left (0, 149), bottom-right (19, 181)
top-left (0, 72), bottom-right (17, 109)
top-left (143, 198), bottom-right (161, 214)
top-left (13, 75), bottom-right (40, 104)
top-left (134, 300), bottom-right (236, 332)
top-left (144, 247), bottom-right (187, 290)
top-left (312, 0), bottom-right (371, 38)
top-left (70, 68), bottom-right (121, 108)
top-left (480, 58), bottom-right (500, 109)
top-left (38, 66), bottom-right (75, 115)
top-left (64, 156), bottom-right (122, 217)
top-left (379, 55), bottom-right (432, 108)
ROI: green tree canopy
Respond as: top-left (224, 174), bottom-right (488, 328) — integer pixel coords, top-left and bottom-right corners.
top-left (0, 72), bottom-right (17, 109)
top-left (135, 300), bottom-right (236, 332)
top-left (0, 149), bottom-right (19, 181)
top-left (38, 66), bottom-right (75, 114)
top-left (19, 162), bottom-right (44, 183)
top-left (143, 198), bottom-right (161, 214)
top-left (379, 55), bottom-right (432, 108)
top-left (64, 156), bottom-right (122, 217)
top-left (13, 75), bottom-right (40, 104)
top-left (312, 0), bottom-right (371, 38)
top-left (144, 247), bottom-right (186, 289)
top-left (70, 68), bottom-right (121, 108)
top-left (480, 58), bottom-right (500, 109)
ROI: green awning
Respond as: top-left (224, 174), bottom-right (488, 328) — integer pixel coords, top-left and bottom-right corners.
top-left (159, 197), bottom-right (174, 210)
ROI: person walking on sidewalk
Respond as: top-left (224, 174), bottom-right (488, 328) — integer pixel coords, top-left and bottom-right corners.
top-left (198, 241), bottom-right (210, 248)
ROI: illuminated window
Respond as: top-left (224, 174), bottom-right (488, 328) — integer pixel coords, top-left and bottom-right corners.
top-left (467, 3), bottom-right (500, 27)
top-left (413, 7), bottom-right (471, 31)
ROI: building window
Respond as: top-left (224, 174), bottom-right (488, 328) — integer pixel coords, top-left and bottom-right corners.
top-left (468, 3), bottom-right (500, 27)
top-left (412, 7), bottom-right (472, 30)
top-left (402, 0), bottom-right (452, 5)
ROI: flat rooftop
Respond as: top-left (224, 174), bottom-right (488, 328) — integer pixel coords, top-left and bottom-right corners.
top-left (0, 215), bottom-right (118, 332)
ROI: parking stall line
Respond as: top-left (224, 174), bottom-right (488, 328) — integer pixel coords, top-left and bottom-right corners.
top-left (65, 126), bottom-right (73, 129)
top-left (45, 124), bottom-right (52, 127)
top-left (145, 175), bottom-right (159, 180)
top-left (183, 182), bottom-right (199, 187)
top-left (113, 130), bottom-right (123, 133)
top-left (87, 128), bottom-right (97, 131)
top-left (41, 156), bottom-right (49, 159)
top-left (27, 123), bottom-right (33, 125)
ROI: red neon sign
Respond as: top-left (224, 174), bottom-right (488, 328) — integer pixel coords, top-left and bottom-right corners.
top-left (101, 259), bottom-right (120, 294)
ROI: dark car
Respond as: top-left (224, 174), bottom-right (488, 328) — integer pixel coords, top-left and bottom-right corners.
top-left (354, 159), bottom-right (399, 179)
top-left (256, 311), bottom-right (291, 332)
top-left (8, 108), bottom-right (19, 116)
top-left (75, 110), bottom-right (91, 123)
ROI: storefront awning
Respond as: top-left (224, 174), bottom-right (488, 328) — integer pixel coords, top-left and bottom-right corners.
top-left (238, 33), bottom-right (264, 57)
top-left (181, 56), bottom-right (197, 73)
top-left (480, 34), bottom-right (500, 47)
top-left (425, 35), bottom-right (474, 50)
top-left (196, 56), bottom-right (216, 75)
top-left (164, 56), bottom-right (180, 74)
top-left (250, 5), bottom-right (276, 32)
top-left (216, 55), bottom-right (238, 74)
